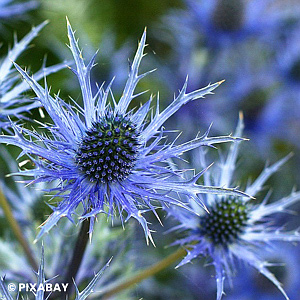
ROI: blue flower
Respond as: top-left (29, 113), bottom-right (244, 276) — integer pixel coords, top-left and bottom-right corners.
top-left (0, 21), bottom-right (65, 128)
top-left (185, 0), bottom-right (284, 48)
top-left (154, 1), bottom-right (281, 138)
top-left (0, 19), bottom-right (249, 242)
top-left (167, 114), bottom-right (300, 300)
top-left (0, 0), bottom-right (38, 20)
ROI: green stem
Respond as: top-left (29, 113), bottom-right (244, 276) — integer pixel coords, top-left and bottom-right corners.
top-left (101, 247), bottom-right (187, 299)
top-left (0, 188), bottom-right (38, 271)
top-left (60, 218), bottom-right (90, 299)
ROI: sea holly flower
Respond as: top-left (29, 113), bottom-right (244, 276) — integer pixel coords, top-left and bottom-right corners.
top-left (0, 19), bottom-right (249, 242)
top-left (153, 0), bottom-right (282, 138)
top-left (167, 115), bottom-right (300, 300)
top-left (0, 21), bottom-right (66, 128)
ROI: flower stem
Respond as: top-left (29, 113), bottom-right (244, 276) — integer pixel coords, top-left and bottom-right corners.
top-left (101, 247), bottom-right (187, 299)
top-left (61, 218), bottom-right (90, 299)
top-left (0, 188), bottom-right (38, 271)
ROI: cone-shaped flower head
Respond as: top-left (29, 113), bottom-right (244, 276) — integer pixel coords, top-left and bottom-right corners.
top-left (0, 21), bottom-right (65, 128)
top-left (168, 114), bottom-right (300, 300)
top-left (0, 19), bottom-right (249, 242)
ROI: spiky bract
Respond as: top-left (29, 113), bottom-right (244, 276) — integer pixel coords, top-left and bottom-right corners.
top-left (0, 0), bottom-right (37, 19)
top-left (0, 21), bottom-right (65, 128)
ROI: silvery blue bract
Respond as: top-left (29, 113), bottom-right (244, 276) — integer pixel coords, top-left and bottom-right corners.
top-left (0, 0), bottom-right (37, 20)
top-left (0, 21), bottom-right (65, 128)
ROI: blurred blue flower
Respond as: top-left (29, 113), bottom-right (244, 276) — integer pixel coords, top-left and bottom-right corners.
top-left (167, 115), bottom-right (300, 300)
top-left (0, 21), bottom-right (65, 128)
top-left (0, 0), bottom-right (37, 20)
top-left (154, 0), bottom-right (300, 146)
top-left (154, 1), bottom-right (283, 139)
top-left (0, 19), bottom-right (249, 243)
top-left (185, 0), bottom-right (286, 48)
top-left (157, 0), bottom-right (294, 88)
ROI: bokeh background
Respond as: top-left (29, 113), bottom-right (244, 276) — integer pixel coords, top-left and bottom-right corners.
top-left (1, 0), bottom-right (300, 299)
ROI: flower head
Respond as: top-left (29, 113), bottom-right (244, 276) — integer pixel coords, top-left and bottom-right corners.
top-left (0, 19), bottom-right (249, 242)
top-left (167, 114), bottom-right (300, 300)
top-left (0, 21), bottom-right (65, 128)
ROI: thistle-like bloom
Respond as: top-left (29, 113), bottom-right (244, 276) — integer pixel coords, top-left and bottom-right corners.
top-left (0, 0), bottom-right (37, 20)
top-left (167, 115), bottom-right (300, 300)
top-left (0, 21), bottom-right (65, 128)
top-left (0, 19), bottom-right (249, 242)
